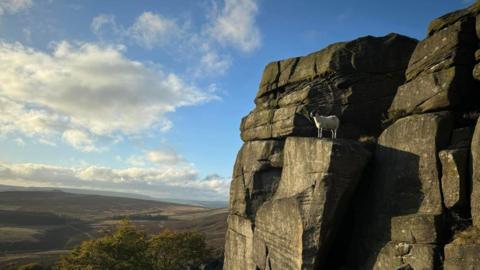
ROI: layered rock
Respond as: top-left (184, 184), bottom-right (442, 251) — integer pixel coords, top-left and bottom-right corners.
top-left (241, 33), bottom-right (417, 141)
top-left (348, 112), bottom-right (453, 269)
top-left (224, 3), bottom-right (480, 270)
top-left (389, 7), bottom-right (478, 118)
top-left (252, 138), bottom-right (370, 269)
top-left (223, 215), bottom-right (255, 270)
top-left (224, 32), bottom-right (418, 270)
top-left (229, 140), bottom-right (284, 219)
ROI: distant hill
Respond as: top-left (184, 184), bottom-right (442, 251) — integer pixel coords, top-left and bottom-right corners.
top-left (0, 185), bottom-right (228, 208)
top-left (0, 190), bottom-right (227, 268)
top-left (0, 190), bottom-right (205, 220)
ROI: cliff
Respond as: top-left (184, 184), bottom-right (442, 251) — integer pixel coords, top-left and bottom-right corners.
top-left (224, 3), bottom-right (480, 270)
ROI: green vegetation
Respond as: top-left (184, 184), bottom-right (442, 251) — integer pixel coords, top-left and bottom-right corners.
top-left (56, 221), bottom-right (212, 270)
top-left (0, 191), bottom-right (227, 269)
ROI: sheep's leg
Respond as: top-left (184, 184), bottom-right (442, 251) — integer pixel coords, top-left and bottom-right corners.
top-left (333, 129), bottom-right (337, 139)
top-left (319, 128), bottom-right (323, 138)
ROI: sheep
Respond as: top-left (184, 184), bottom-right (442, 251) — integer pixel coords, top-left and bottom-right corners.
top-left (309, 112), bottom-right (340, 139)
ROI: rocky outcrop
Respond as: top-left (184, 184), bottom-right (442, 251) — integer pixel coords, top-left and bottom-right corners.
top-left (443, 227), bottom-right (480, 270)
top-left (439, 148), bottom-right (469, 210)
top-left (389, 10), bottom-right (478, 117)
top-left (223, 215), bottom-right (254, 270)
top-left (444, 243), bottom-right (480, 270)
top-left (472, 118), bottom-right (480, 226)
top-left (253, 138), bottom-right (370, 269)
top-left (346, 112), bottom-right (452, 269)
top-left (224, 3), bottom-right (480, 270)
top-left (241, 34), bottom-right (417, 141)
top-left (224, 32), bottom-right (417, 270)
top-left (229, 140), bottom-right (284, 219)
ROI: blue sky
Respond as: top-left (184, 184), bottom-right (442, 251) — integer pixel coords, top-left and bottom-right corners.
top-left (0, 0), bottom-right (472, 201)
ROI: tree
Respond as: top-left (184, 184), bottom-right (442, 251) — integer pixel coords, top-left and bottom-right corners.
top-left (56, 221), bottom-right (212, 270)
top-left (148, 230), bottom-right (211, 270)
top-left (57, 221), bottom-right (152, 270)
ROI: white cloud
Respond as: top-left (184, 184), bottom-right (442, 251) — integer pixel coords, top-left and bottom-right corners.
top-left (62, 129), bottom-right (99, 152)
top-left (90, 0), bottom-right (261, 76)
top-left (127, 12), bottom-right (180, 49)
top-left (146, 149), bottom-right (184, 165)
top-left (92, 12), bottom-right (180, 50)
top-left (0, 162), bottom-right (230, 201)
top-left (207, 0), bottom-right (261, 52)
top-left (126, 148), bottom-right (186, 167)
top-left (0, 41), bottom-right (214, 150)
top-left (199, 51), bottom-right (231, 76)
top-left (91, 14), bottom-right (120, 38)
top-left (0, 0), bottom-right (32, 15)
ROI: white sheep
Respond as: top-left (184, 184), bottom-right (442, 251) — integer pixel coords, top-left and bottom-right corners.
top-left (309, 112), bottom-right (340, 139)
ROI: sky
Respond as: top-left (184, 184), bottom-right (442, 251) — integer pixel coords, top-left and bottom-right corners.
top-left (0, 0), bottom-right (473, 201)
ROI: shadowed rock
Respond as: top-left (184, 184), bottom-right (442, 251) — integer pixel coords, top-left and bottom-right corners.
top-left (427, 2), bottom-right (480, 36)
top-left (389, 13), bottom-right (477, 118)
top-left (228, 140), bottom-right (284, 219)
top-left (241, 33), bottom-right (417, 141)
top-left (407, 19), bottom-right (477, 81)
top-left (349, 112), bottom-right (453, 269)
top-left (390, 67), bottom-right (474, 115)
top-left (252, 138), bottom-right (370, 270)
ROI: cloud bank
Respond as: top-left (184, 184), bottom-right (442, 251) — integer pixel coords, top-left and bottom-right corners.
top-left (0, 41), bottom-right (214, 151)
top-left (0, 161), bottom-right (230, 201)
top-left (0, 0), bottom-right (33, 15)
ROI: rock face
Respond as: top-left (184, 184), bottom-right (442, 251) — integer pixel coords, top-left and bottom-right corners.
top-left (346, 112), bottom-right (452, 269)
top-left (223, 215), bottom-right (255, 270)
top-left (444, 243), bottom-right (480, 270)
top-left (241, 33), bottom-right (417, 141)
top-left (389, 10), bottom-right (478, 118)
top-left (224, 3), bottom-right (480, 270)
top-left (472, 118), bottom-right (480, 226)
top-left (439, 148), bottom-right (469, 210)
top-left (253, 138), bottom-right (370, 269)
top-left (224, 138), bottom-right (370, 270)
top-left (229, 140), bottom-right (284, 219)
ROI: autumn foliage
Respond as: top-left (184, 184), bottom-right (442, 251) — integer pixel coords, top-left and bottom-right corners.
top-left (56, 221), bottom-right (211, 270)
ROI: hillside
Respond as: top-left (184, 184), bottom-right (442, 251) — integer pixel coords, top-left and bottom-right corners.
top-left (0, 190), bottom-right (227, 269)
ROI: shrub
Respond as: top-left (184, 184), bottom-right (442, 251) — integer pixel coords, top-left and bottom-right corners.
top-left (17, 263), bottom-right (49, 270)
top-left (56, 221), bottom-right (211, 270)
top-left (148, 230), bottom-right (211, 270)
